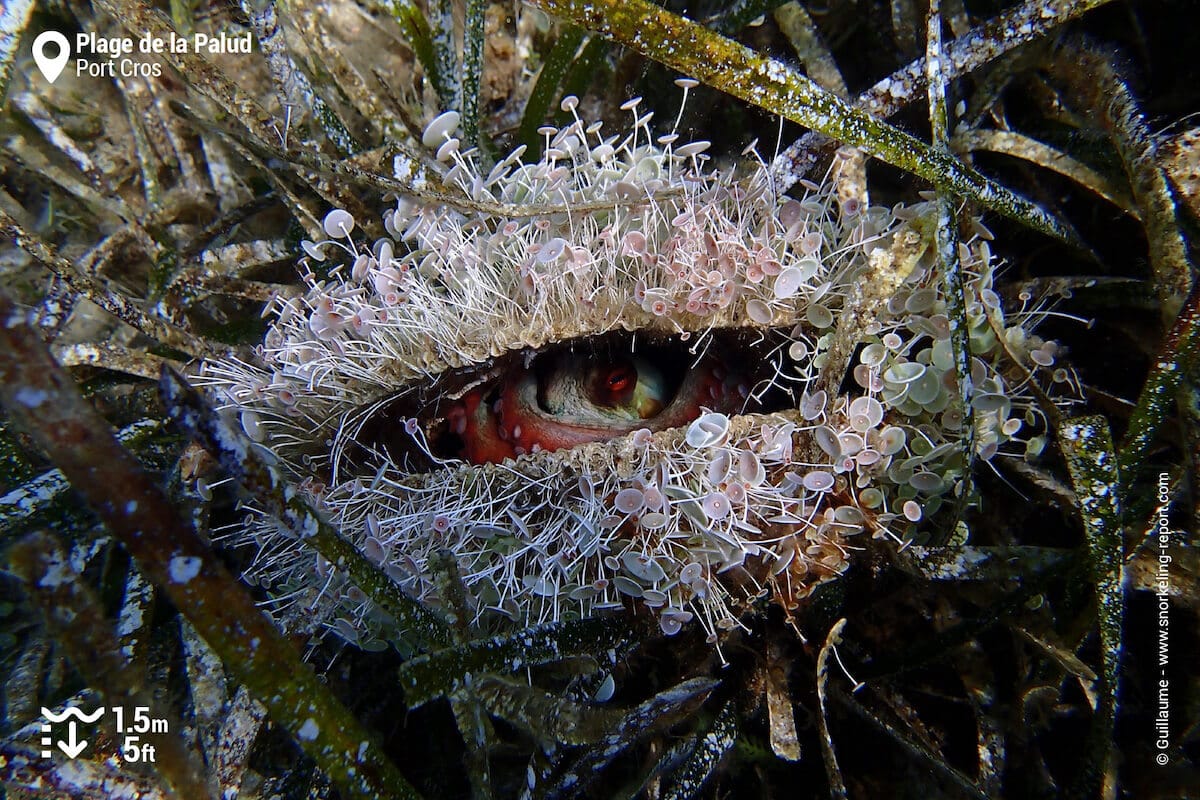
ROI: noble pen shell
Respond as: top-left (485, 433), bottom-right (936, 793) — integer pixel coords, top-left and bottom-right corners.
top-left (198, 91), bottom-right (1076, 648)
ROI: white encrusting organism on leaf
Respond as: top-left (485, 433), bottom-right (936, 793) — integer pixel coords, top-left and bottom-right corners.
top-left (199, 87), bottom-right (1072, 646)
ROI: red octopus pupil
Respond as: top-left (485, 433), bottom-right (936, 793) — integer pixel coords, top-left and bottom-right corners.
top-left (606, 366), bottom-right (633, 394)
top-left (594, 361), bottom-right (638, 408)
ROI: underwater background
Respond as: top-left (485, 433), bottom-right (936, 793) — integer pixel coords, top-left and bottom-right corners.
top-left (1, 0), bottom-right (1198, 797)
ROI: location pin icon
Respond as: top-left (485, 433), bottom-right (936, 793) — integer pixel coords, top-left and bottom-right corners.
top-left (32, 31), bottom-right (71, 84)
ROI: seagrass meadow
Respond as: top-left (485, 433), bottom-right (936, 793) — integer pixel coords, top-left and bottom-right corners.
top-left (0, 0), bottom-right (1198, 797)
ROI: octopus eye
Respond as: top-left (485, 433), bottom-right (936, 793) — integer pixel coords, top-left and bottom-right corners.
top-left (590, 361), bottom-right (639, 408)
top-left (349, 330), bottom-right (792, 470)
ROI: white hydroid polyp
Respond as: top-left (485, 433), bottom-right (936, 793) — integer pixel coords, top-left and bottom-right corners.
top-left (199, 94), bottom-right (1074, 647)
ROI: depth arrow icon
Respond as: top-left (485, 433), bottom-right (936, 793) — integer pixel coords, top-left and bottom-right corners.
top-left (57, 721), bottom-right (87, 758)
